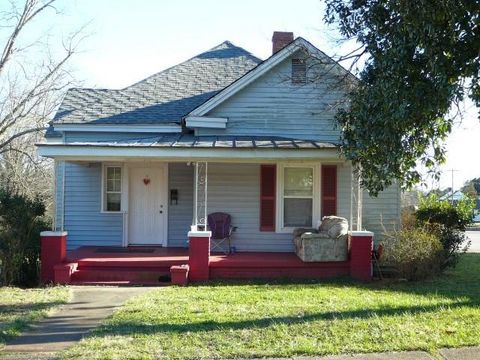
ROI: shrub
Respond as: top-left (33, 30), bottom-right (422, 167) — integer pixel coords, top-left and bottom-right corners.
top-left (400, 207), bottom-right (417, 230)
top-left (415, 194), bottom-right (474, 269)
top-left (416, 193), bottom-right (474, 231)
top-left (0, 188), bottom-right (50, 287)
top-left (382, 227), bottom-right (443, 281)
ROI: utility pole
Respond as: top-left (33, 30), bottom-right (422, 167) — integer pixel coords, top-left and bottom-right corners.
top-left (447, 169), bottom-right (459, 203)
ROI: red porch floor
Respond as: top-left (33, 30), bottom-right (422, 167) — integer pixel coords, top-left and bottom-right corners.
top-left (63, 246), bottom-right (350, 285)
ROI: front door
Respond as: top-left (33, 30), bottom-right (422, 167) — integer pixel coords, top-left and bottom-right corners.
top-left (128, 165), bottom-right (167, 245)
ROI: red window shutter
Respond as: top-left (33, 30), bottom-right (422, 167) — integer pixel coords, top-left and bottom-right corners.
top-left (260, 165), bottom-right (276, 231)
top-left (321, 165), bottom-right (337, 217)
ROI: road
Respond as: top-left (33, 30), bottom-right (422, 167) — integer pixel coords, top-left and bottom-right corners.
top-left (466, 231), bottom-right (480, 253)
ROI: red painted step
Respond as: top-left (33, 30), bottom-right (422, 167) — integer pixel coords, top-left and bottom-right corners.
top-left (71, 268), bottom-right (171, 282)
top-left (76, 257), bottom-right (186, 269)
top-left (69, 280), bottom-right (170, 286)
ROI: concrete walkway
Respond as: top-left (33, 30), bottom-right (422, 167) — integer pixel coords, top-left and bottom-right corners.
top-left (2, 286), bottom-right (152, 358)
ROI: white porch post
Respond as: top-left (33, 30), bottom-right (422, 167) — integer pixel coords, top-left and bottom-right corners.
top-left (350, 165), bottom-right (363, 231)
top-left (193, 161), bottom-right (208, 230)
top-left (54, 160), bottom-right (66, 232)
top-left (356, 169), bottom-right (363, 231)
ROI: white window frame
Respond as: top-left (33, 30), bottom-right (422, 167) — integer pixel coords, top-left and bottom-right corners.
top-left (101, 163), bottom-right (125, 213)
top-left (275, 163), bottom-right (321, 233)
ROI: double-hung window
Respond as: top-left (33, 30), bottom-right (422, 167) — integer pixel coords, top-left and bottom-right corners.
top-left (282, 166), bottom-right (315, 228)
top-left (103, 166), bottom-right (122, 212)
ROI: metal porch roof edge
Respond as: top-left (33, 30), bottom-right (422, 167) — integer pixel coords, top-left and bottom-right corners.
top-left (38, 135), bottom-right (339, 150)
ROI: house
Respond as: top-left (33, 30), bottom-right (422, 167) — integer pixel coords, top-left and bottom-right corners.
top-left (440, 190), bottom-right (467, 204)
top-left (37, 32), bottom-right (400, 284)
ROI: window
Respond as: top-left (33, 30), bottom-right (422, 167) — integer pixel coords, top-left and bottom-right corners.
top-left (283, 167), bottom-right (313, 227)
top-left (292, 58), bottom-right (306, 84)
top-left (103, 166), bottom-right (122, 212)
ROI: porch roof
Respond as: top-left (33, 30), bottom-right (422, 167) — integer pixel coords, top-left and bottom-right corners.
top-left (37, 135), bottom-right (341, 160)
top-left (56, 134), bottom-right (337, 149)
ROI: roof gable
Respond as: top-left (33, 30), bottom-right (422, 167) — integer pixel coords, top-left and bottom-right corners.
top-left (53, 41), bottom-right (261, 125)
top-left (187, 37), bottom-right (358, 117)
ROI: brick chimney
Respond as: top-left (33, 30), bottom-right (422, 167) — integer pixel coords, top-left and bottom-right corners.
top-left (272, 31), bottom-right (294, 54)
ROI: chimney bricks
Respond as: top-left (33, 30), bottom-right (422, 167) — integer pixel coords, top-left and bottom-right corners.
top-left (272, 31), bottom-right (294, 54)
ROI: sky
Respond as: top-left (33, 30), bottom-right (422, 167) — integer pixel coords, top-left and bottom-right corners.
top-left (10, 0), bottom-right (480, 191)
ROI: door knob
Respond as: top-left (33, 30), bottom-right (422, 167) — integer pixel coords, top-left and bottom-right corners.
top-left (159, 210), bottom-right (163, 214)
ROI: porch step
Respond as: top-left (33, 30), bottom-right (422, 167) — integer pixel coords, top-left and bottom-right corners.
top-left (71, 268), bottom-right (172, 283)
top-left (69, 280), bottom-right (170, 286)
top-left (76, 257), bottom-right (186, 269)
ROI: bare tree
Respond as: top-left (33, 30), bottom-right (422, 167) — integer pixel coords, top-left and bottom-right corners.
top-left (0, 0), bottom-right (85, 203)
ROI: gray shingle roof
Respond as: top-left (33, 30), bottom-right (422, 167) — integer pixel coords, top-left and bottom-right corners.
top-left (53, 41), bottom-right (262, 125)
top-left (60, 135), bottom-right (337, 149)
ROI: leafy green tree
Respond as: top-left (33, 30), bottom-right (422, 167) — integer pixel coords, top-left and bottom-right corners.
top-left (325, 0), bottom-right (480, 195)
top-left (461, 178), bottom-right (480, 196)
top-left (461, 181), bottom-right (478, 198)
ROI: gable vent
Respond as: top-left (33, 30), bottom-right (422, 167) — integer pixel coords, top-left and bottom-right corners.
top-left (291, 59), bottom-right (306, 85)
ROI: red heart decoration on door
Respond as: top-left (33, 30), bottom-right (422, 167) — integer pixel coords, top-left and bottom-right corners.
top-left (143, 177), bottom-right (150, 185)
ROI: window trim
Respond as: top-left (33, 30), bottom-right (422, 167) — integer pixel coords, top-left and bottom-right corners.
top-left (275, 163), bottom-right (321, 233)
top-left (101, 163), bottom-right (125, 214)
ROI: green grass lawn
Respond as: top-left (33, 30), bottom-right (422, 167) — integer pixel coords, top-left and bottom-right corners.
top-left (63, 254), bottom-right (480, 360)
top-left (0, 286), bottom-right (71, 346)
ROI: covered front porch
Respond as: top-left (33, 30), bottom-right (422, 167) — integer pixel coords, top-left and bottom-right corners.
top-left (38, 138), bottom-right (376, 284)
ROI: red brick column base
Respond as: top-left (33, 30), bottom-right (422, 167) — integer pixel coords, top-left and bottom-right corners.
top-left (170, 265), bottom-right (189, 286)
top-left (349, 231), bottom-right (374, 281)
top-left (188, 231), bottom-right (211, 282)
top-left (40, 231), bottom-right (68, 284)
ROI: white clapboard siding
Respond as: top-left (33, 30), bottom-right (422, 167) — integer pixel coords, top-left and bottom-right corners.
top-left (206, 163), bottom-right (293, 252)
top-left (167, 163), bottom-right (193, 247)
top-left (63, 162), bottom-right (123, 250)
top-left (362, 185), bottom-right (401, 241)
top-left (199, 52), bottom-right (345, 142)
